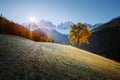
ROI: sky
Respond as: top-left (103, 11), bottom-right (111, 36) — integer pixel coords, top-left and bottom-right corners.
top-left (0, 0), bottom-right (120, 25)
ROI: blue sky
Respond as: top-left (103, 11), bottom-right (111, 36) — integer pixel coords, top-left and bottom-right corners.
top-left (0, 0), bottom-right (120, 25)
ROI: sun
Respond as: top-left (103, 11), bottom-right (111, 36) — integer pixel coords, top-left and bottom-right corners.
top-left (29, 17), bottom-right (35, 22)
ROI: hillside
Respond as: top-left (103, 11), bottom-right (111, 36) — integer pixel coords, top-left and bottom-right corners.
top-left (50, 30), bottom-right (70, 44)
top-left (81, 16), bottom-right (120, 62)
top-left (0, 34), bottom-right (120, 80)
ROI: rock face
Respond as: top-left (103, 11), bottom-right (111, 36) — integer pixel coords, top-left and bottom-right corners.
top-left (81, 16), bottom-right (120, 62)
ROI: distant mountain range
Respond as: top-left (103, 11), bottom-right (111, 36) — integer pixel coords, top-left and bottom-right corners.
top-left (22, 20), bottom-right (102, 44)
top-left (22, 20), bottom-right (102, 35)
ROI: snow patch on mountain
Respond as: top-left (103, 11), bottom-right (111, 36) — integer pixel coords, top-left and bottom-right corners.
top-left (22, 20), bottom-right (102, 35)
top-left (56, 21), bottom-right (74, 35)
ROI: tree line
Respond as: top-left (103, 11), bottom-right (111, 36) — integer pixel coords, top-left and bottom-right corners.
top-left (0, 16), bottom-right (52, 42)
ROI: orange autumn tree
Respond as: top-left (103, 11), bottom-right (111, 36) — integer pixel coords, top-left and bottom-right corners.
top-left (68, 23), bottom-right (92, 47)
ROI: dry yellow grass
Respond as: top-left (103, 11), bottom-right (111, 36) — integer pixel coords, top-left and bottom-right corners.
top-left (40, 43), bottom-right (120, 79)
top-left (0, 34), bottom-right (120, 80)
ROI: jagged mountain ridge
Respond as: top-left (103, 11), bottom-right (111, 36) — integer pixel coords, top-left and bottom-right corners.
top-left (22, 20), bottom-right (101, 35)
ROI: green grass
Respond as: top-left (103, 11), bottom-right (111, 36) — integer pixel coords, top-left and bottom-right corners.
top-left (0, 34), bottom-right (120, 80)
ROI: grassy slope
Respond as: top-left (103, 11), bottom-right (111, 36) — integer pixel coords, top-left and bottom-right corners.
top-left (0, 34), bottom-right (120, 80)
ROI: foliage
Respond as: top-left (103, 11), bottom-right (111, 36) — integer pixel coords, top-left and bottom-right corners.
top-left (0, 16), bottom-right (52, 42)
top-left (47, 36), bottom-right (52, 42)
top-left (68, 23), bottom-right (92, 47)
